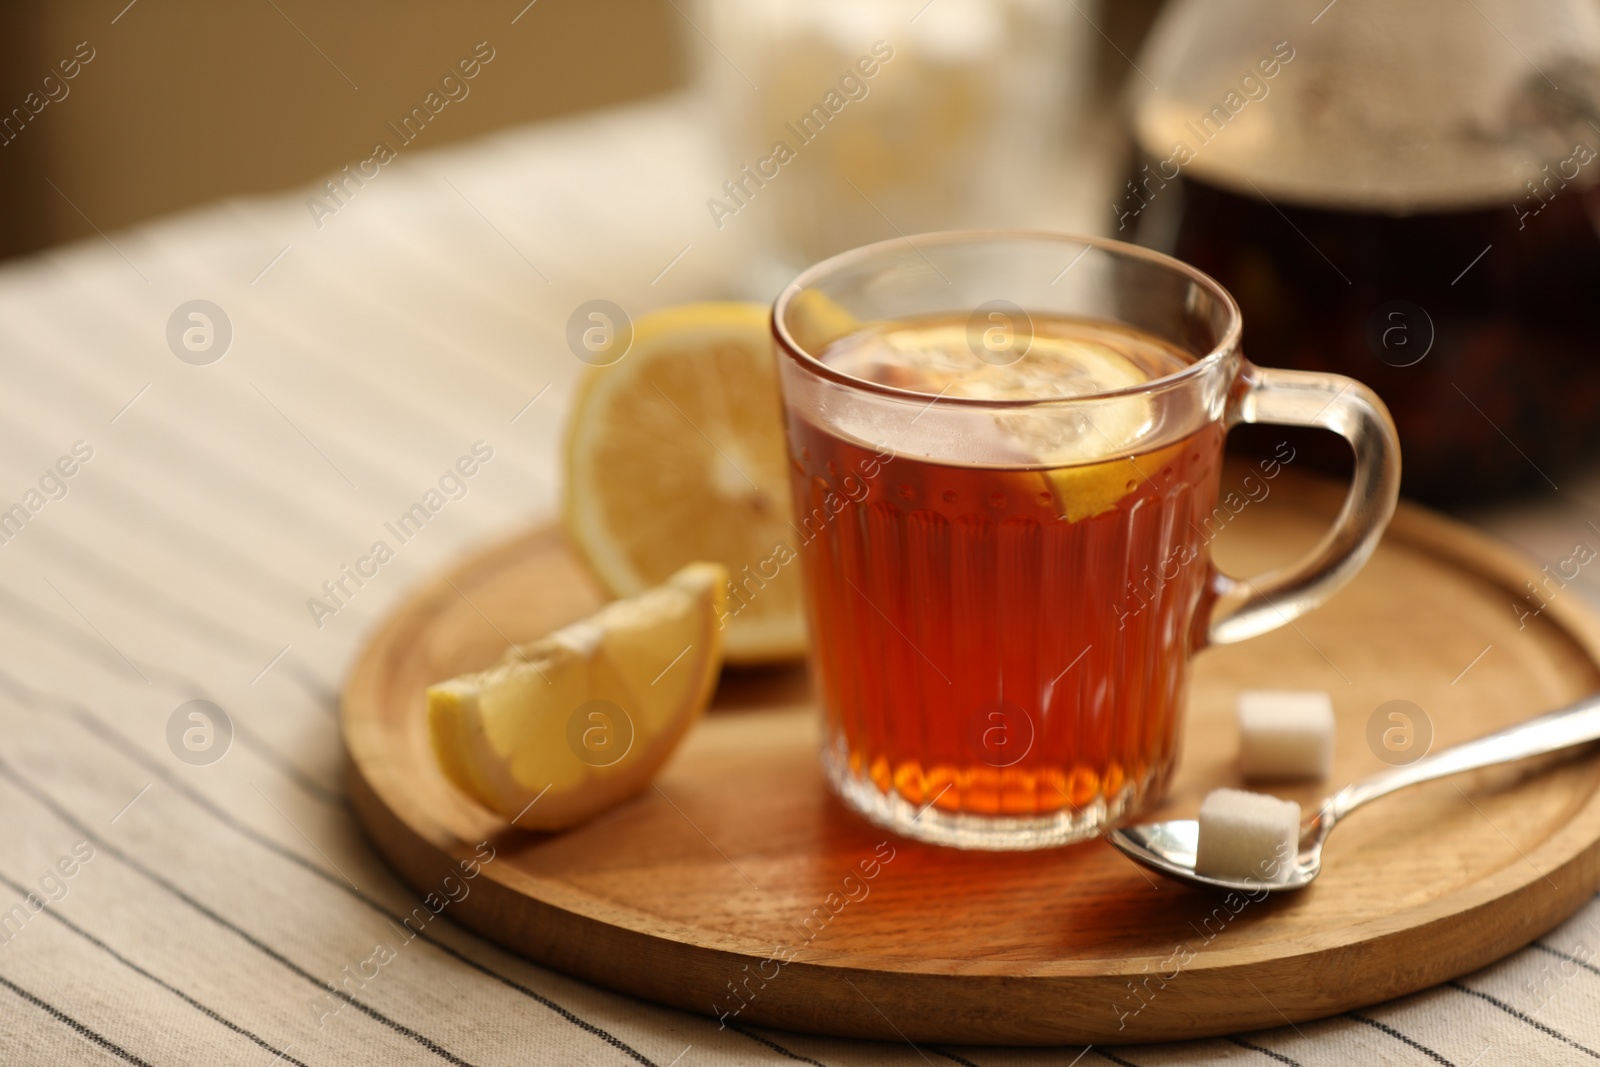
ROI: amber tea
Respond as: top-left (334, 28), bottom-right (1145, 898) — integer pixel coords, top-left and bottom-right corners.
top-left (786, 313), bottom-right (1224, 843)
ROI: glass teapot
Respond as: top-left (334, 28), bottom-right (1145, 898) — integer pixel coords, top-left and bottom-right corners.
top-left (1127, 0), bottom-right (1600, 502)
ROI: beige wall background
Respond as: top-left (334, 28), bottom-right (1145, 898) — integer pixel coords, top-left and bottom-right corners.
top-left (0, 0), bottom-right (1166, 263)
top-left (0, 0), bottom-right (686, 260)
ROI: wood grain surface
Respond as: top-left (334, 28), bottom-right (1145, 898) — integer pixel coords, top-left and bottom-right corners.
top-left (342, 468), bottom-right (1600, 1045)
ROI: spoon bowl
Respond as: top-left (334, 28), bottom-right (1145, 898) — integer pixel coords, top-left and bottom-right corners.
top-left (1110, 817), bottom-right (1323, 894)
top-left (1107, 693), bottom-right (1600, 893)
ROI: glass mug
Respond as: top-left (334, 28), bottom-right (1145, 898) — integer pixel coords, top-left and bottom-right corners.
top-left (771, 231), bottom-right (1400, 850)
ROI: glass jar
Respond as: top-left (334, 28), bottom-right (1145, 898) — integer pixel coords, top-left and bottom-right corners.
top-left (1127, 0), bottom-right (1600, 502)
top-left (692, 0), bottom-right (1087, 295)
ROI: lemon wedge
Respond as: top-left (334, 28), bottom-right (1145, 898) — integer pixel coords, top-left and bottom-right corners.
top-left (564, 302), bottom-right (805, 664)
top-left (427, 562), bottom-right (727, 831)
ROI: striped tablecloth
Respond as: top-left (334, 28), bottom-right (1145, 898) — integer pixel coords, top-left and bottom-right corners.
top-left (2, 93), bottom-right (1598, 1067)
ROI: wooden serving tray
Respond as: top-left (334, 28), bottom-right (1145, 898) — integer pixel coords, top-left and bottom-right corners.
top-left (343, 469), bottom-right (1600, 1045)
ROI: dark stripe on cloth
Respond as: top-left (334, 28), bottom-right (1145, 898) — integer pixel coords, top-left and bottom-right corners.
top-left (1447, 981), bottom-right (1600, 1060)
top-left (1227, 1034), bottom-right (1302, 1064)
top-left (723, 1021), bottom-right (830, 1065)
top-left (0, 972), bottom-right (159, 1067)
top-left (1346, 1012), bottom-right (1454, 1065)
top-left (0, 868), bottom-right (316, 1067)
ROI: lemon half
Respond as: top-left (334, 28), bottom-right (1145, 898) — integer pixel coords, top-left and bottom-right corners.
top-left (564, 303), bottom-right (805, 664)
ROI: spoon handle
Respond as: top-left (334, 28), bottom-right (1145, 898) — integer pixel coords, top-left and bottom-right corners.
top-left (1327, 692), bottom-right (1600, 824)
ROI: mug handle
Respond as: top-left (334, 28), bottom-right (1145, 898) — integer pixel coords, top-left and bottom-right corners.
top-left (1206, 363), bottom-right (1402, 647)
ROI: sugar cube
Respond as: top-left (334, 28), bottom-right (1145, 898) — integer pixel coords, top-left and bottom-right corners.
top-left (1194, 788), bottom-right (1301, 884)
top-left (1238, 690), bottom-right (1335, 780)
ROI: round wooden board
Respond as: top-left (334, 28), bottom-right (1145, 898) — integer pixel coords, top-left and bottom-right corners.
top-left (343, 468), bottom-right (1600, 1046)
